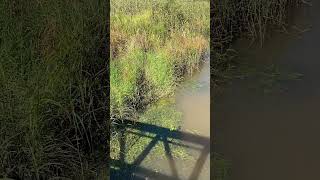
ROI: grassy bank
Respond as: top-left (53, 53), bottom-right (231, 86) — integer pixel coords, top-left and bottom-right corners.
top-left (0, 1), bottom-right (107, 179)
top-left (110, 0), bottom-right (210, 121)
top-left (212, 0), bottom-right (299, 88)
top-left (110, 0), bottom-right (209, 177)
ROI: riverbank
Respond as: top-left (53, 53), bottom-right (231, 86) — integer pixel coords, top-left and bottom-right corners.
top-left (212, 0), bottom-right (300, 89)
top-left (111, 60), bottom-right (211, 179)
top-left (110, 0), bottom-right (210, 178)
top-left (110, 0), bottom-right (209, 121)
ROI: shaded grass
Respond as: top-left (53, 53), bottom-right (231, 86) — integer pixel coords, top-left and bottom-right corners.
top-left (212, 0), bottom-right (300, 88)
top-left (213, 0), bottom-right (299, 49)
top-left (111, 99), bottom-right (186, 162)
top-left (0, 0), bottom-right (108, 179)
top-left (110, 99), bottom-right (194, 178)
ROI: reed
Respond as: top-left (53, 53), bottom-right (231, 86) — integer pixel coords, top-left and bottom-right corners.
top-left (212, 0), bottom-right (300, 87)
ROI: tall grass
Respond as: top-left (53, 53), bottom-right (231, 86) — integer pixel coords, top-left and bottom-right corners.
top-left (110, 0), bottom-right (210, 121)
top-left (213, 0), bottom-right (299, 49)
top-left (212, 0), bottom-right (300, 87)
top-left (0, 0), bottom-right (108, 179)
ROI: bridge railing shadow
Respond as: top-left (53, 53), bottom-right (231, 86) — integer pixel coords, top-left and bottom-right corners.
top-left (111, 119), bottom-right (210, 180)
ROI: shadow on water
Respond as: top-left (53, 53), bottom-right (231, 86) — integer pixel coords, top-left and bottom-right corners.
top-left (110, 119), bottom-right (210, 180)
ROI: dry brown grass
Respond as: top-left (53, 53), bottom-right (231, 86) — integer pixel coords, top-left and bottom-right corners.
top-left (110, 29), bottom-right (128, 59)
top-left (168, 33), bottom-right (207, 55)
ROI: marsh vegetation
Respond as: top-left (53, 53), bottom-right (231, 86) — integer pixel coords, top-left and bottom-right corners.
top-left (0, 0), bottom-right (304, 179)
top-left (0, 1), bottom-right (108, 179)
top-left (212, 0), bottom-right (300, 88)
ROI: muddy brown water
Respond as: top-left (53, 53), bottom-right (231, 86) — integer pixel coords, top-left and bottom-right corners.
top-left (176, 58), bottom-right (210, 179)
top-left (214, 3), bottom-right (320, 180)
top-left (110, 56), bottom-right (211, 180)
top-left (177, 61), bottom-right (210, 138)
top-left (136, 57), bottom-right (211, 180)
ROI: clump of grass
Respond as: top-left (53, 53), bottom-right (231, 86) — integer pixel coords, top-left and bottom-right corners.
top-left (110, 29), bottom-right (128, 59)
top-left (110, 49), bottom-right (144, 119)
top-left (145, 51), bottom-right (175, 97)
top-left (213, 0), bottom-right (300, 49)
top-left (166, 32), bottom-right (209, 77)
top-left (0, 0), bottom-right (108, 179)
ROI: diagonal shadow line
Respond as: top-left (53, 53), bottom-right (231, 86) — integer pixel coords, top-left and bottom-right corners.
top-left (119, 129), bottom-right (126, 163)
top-left (163, 136), bottom-right (180, 179)
top-left (113, 119), bottom-right (211, 179)
top-left (127, 130), bottom-right (204, 151)
top-left (188, 144), bottom-right (210, 180)
top-left (132, 134), bottom-right (161, 166)
top-left (123, 119), bottom-right (209, 145)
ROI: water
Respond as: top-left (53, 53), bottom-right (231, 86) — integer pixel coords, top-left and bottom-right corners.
top-left (176, 58), bottom-right (210, 179)
top-left (214, 3), bottom-right (320, 180)
top-left (111, 57), bottom-right (211, 180)
top-left (177, 59), bottom-right (210, 137)
top-left (139, 56), bottom-right (211, 180)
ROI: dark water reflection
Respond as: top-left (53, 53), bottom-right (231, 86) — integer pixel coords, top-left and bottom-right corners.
top-left (214, 3), bottom-right (320, 180)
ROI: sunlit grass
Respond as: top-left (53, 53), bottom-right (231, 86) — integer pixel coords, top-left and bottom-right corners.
top-left (110, 0), bottom-right (209, 121)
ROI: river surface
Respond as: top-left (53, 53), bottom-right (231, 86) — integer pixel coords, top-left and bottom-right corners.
top-left (177, 59), bottom-right (210, 137)
top-left (214, 2), bottom-right (320, 180)
top-left (139, 55), bottom-right (211, 180)
top-left (176, 57), bottom-right (210, 179)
